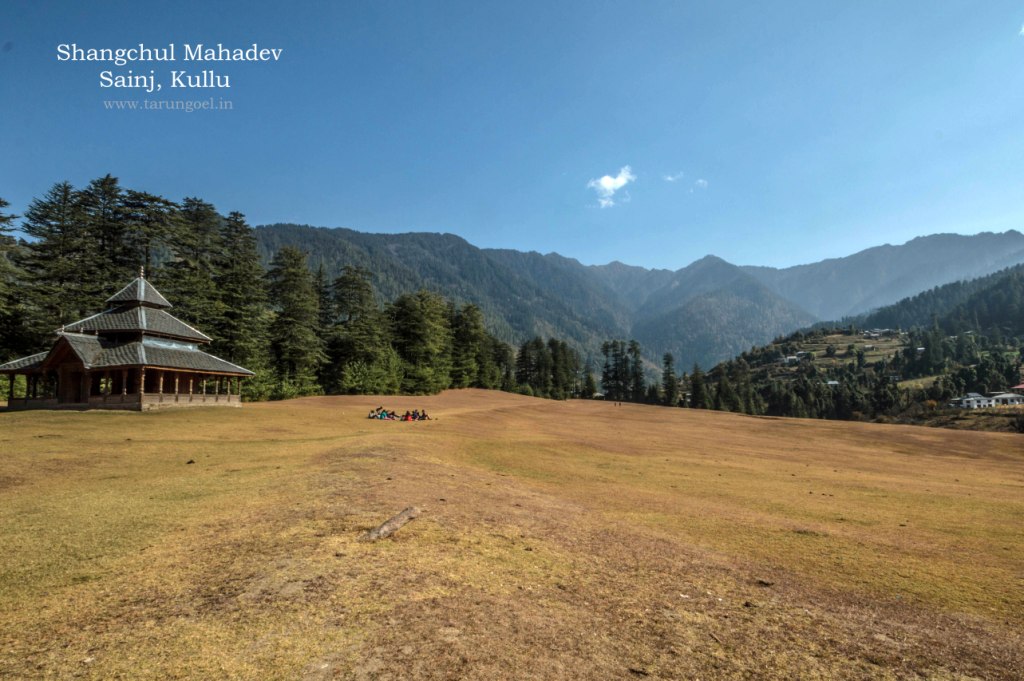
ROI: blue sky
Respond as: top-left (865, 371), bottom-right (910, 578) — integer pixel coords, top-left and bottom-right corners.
top-left (2, 1), bottom-right (1023, 269)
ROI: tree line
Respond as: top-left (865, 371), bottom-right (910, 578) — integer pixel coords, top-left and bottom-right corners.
top-left (596, 253), bottom-right (1024, 420)
top-left (598, 323), bottom-right (1022, 422)
top-left (0, 176), bottom-right (585, 401)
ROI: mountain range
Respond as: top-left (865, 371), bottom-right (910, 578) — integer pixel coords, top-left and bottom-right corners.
top-left (255, 225), bottom-right (1024, 370)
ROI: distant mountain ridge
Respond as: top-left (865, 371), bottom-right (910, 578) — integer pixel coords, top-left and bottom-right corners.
top-left (852, 262), bottom-right (1024, 334)
top-left (742, 231), bottom-right (1024, 319)
top-left (255, 225), bottom-right (1024, 370)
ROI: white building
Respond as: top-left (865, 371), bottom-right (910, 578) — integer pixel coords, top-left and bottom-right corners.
top-left (990, 393), bottom-right (1024, 407)
top-left (948, 393), bottom-right (993, 409)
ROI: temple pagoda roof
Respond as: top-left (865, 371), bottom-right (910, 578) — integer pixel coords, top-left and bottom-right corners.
top-left (0, 272), bottom-right (254, 381)
top-left (64, 306), bottom-right (212, 343)
top-left (8, 332), bottom-right (253, 376)
top-left (106, 276), bottom-right (172, 309)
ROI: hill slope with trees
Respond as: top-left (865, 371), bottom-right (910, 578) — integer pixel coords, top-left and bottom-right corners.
top-left (0, 178), bottom-right (584, 403)
top-left (4, 178), bottom-right (1023, 406)
top-left (254, 223), bottom-right (1024, 371)
top-left (681, 265), bottom-right (1024, 429)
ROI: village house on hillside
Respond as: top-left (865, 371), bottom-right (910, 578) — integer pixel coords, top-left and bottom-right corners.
top-left (948, 392), bottom-right (1024, 409)
top-left (0, 271), bottom-right (253, 411)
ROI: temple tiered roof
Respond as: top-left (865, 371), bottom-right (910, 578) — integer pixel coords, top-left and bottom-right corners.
top-left (106, 276), bottom-right (173, 309)
top-left (63, 306), bottom-right (212, 343)
top-left (1, 273), bottom-right (253, 411)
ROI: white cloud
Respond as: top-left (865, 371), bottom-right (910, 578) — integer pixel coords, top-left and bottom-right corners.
top-left (1019, 23), bottom-right (1024, 36)
top-left (587, 165), bottom-right (636, 208)
top-left (663, 171), bottom-right (685, 183)
top-left (687, 178), bottom-right (709, 194)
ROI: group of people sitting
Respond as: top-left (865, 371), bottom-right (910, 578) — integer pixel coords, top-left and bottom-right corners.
top-left (367, 406), bottom-right (432, 421)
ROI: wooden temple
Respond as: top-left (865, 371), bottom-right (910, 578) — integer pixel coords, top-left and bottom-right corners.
top-left (0, 272), bottom-right (253, 411)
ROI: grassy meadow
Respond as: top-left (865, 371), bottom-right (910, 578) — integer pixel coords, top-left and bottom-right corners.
top-left (1, 390), bottom-right (1022, 679)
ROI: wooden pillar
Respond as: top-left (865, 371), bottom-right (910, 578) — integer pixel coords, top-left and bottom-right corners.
top-left (121, 369), bottom-right (128, 402)
top-left (188, 376), bottom-right (194, 402)
top-left (158, 370), bottom-right (164, 403)
top-left (214, 376), bottom-right (220, 402)
top-left (140, 367), bottom-right (146, 398)
top-left (103, 370), bottom-right (110, 401)
top-left (202, 378), bottom-right (207, 401)
top-left (174, 373), bottom-right (180, 403)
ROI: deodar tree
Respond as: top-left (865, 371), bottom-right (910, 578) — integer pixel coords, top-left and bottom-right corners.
top-left (267, 246), bottom-right (325, 397)
top-left (328, 266), bottom-right (402, 395)
top-left (389, 290), bottom-right (453, 395)
top-left (215, 211), bottom-right (274, 400)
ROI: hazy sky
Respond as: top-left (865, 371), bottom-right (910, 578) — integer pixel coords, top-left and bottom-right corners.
top-left (2, 1), bottom-right (1023, 269)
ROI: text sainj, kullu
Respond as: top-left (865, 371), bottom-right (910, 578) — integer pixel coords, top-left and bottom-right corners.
top-left (56, 43), bottom-right (283, 93)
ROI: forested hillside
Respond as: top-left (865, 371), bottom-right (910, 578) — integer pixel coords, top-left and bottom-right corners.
top-left (743, 231), bottom-right (1024, 319)
top-left (254, 226), bottom-right (804, 370)
top-left (255, 224), bottom-right (1024, 371)
top-left (4, 178), bottom-right (1023, 410)
top-left (0, 178), bottom-right (583, 402)
top-left (854, 264), bottom-right (1024, 331)
top-left (678, 266), bottom-right (1024, 427)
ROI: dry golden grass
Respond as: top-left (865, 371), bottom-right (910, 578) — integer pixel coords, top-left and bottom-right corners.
top-left (1, 390), bottom-right (1022, 679)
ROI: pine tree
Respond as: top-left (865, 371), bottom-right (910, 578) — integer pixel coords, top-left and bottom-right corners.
top-left (600, 341), bottom-right (614, 399)
top-left (493, 339), bottom-right (516, 392)
top-left (451, 304), bottom-right (486, 388)
top-left (628, 340), bottom-right (645, 401)
top-left (215, 211), bottom-right (274, 400)
top-left (389, 290), bottom-right (453, 395)
top-left (0, 198), bottom-right (29, 361)
top-left (661, 353), bottom-right (679, 406)
top-left (548, 338), bottom-right (575, 399)
top-left (314, 263), bottom-right (335, 388)
top-left (601, 340), bottom-right (631, 401)
top-left (516, 337), bottom-right (552, 396)
top-left (714, 371), bottom-right (741, 412)
top-left (18, 182), bottom-right (99, 341)
top-left (475, 335), bottom-right (505, 390)
top-left (0, 198), bottom-right (16, 308)
top-left (690, 364), bottom-right (710, 409)
top-left (158, 197), bottom-right (224, 335)
top-left (120, 189), bottom-right (178, 275)
top-left (329, 266), bottom-right (401, 394)
top-left (78, 174), bottom-right (133, 291)
top-left (266, 246), bottom-right (325, 397)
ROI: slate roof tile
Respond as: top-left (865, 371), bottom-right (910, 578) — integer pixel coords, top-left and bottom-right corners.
top-left (64, 307), bottom-right (212, 343)
top-left (106, 277), bottom-right (172, 308)
top-left (0, 352), bottom-right (48, 373)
